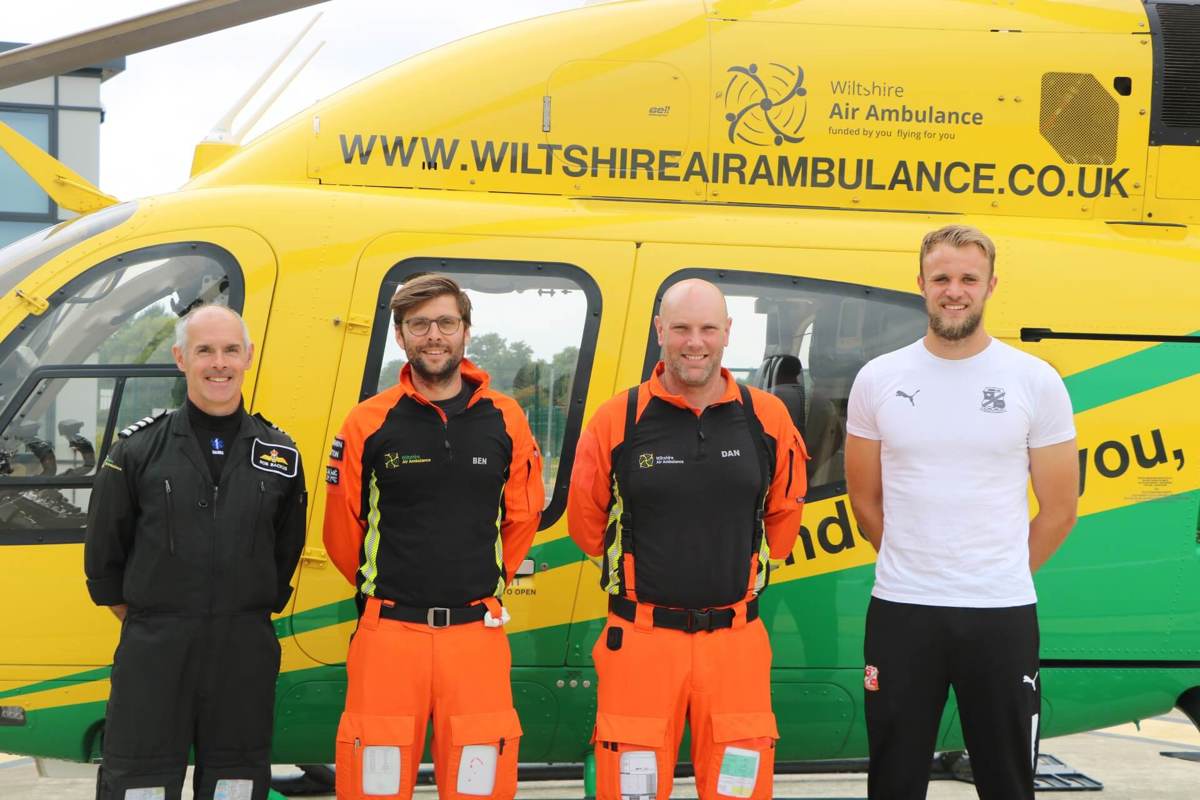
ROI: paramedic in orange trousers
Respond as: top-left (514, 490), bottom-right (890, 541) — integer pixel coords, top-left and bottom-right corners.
top-left (324, 274), bottom-right (543, 800)
top-left (568, 279), bottom-right (808, 800)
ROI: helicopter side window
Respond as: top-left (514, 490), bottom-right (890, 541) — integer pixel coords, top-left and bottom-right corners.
top-left (362, 259), bottom-right (601, 530)
top-left (0, 243), bottom-right (244, 543)
top-left (646, 270), bottom-right (926, 502)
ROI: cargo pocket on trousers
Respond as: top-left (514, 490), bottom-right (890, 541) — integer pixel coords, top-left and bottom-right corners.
top-left (335, 712), bottom-right (415, 799)
top-left (594, 712), bottom-right (670, 800)
top-left (706, 711), bottom-right (778, 800)
top-left (446, 708), bottom-right (522, 799)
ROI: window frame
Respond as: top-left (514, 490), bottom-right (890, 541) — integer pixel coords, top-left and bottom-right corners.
top-left (0, 104), bottom-right (57, 222)
top-left (0, 241), bottom-right (246, 545)
top-left (362, 257), bottom-right (603, 531)
top-left (642, 267), bottom-right (925, 503)
top-left (0, 241), bottom-right (246, 369)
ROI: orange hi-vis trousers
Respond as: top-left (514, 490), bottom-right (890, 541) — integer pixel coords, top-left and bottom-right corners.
top-left (335, 597), bottom-right (522, 800)
top-left (591, 605), bottom-right (778, 800)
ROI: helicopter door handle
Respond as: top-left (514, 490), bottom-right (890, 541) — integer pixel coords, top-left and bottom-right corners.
top-left (333, 315), bottom-right (372, 335)
top-left (300, 547), bottom-right (328, 567)
top-left (15, 289), bottom-right (48, 315)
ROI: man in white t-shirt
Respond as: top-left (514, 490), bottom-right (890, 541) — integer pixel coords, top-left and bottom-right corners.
top-left (845, 224), bottom-right (1079, 800)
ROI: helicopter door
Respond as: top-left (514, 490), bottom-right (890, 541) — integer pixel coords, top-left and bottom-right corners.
top-left (0, 230), bottom-right (276, 673)
top-left (562, 240), bottom-right (927, 758)
top-left (291, 233), bottom-right (633, 686)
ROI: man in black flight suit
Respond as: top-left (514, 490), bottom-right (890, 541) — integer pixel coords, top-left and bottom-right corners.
top-left (85, 304), bottom-right (307, 800)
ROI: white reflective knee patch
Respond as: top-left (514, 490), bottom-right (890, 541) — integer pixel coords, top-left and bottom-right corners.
top-left (619, 750), bottom-right (657, 800)
top-left (456, 744), bottom-right (498, 796)
top-left (123, 789), bottom-right (165, 800)
top-left (717, 746), bottom-right (761, 798)
top-left (214, 779), bottom-right (254, 800)
top-left (362, 745), bottom-right (402, 795)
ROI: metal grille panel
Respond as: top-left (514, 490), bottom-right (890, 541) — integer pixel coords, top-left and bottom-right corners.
top-left (1158, 3), bottom-right (1200, 128)
top-left (1039, 72), bottom-right (1118, 165)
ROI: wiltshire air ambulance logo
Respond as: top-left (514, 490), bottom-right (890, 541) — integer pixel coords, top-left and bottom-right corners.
top-left (250, 438), bottom-right (298, 478)
top-left (385, 452), bottom-right (432, 468)
top-left (638, 453), bottom-right (655, 469)
top-left (724, 63), bottom-right (808, 146)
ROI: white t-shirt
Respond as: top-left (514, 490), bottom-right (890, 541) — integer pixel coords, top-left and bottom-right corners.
top-left (847, 338), bottom-right (1075, 607)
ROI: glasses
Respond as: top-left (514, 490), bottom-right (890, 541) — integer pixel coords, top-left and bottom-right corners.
top-left (402, 315), bottom-right (463, 336)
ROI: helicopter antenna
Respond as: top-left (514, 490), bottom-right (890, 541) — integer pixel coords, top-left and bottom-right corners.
top-left (204, 12), bottom-right (321, 143)
top-left (232, 40), bottom-right (324, 143)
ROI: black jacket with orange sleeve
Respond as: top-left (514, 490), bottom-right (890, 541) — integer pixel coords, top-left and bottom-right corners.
top-left (323, 359), bottom-right (543, 608)
top-left (567, 363), bottom-right (807, 609)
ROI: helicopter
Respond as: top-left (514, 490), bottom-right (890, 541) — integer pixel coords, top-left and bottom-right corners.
top-left (0, 0), bottom-right (1197, 791)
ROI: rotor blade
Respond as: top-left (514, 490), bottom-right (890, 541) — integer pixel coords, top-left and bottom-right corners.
top-left (0, 0), bottom-right (330, 91)
top-left (0, 121), bottom-right (118, 213)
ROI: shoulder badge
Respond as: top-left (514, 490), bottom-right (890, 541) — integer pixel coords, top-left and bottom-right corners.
top-left (118, 409), bottom-right (168, 439)
top-left (253, 411), bottom-right (290, 437)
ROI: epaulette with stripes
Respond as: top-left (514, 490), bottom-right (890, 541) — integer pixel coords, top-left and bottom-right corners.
top-left (254, 412), bottom-right (291, 438)
top-left (118, 409), bottom-right (168, 439)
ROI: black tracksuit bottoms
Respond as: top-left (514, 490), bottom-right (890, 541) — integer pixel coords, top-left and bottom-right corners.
top-left (864, 597), bottom-right (1041, 800)
top-left (95, 612), bottom-right (281, 800)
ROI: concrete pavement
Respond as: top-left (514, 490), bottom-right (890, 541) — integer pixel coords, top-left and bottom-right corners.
top-left (3, 711), bottom-right (1197, 798)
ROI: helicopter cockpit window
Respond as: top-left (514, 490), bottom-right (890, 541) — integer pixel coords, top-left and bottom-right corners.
top-left (0, 202), bottom-right (139, 298)
top-left (0, 242), bottom-right (243, 543)
top-left (364, 259), bottom-right (601, 529)
top-left (647, 270), bottom-right (926, 502)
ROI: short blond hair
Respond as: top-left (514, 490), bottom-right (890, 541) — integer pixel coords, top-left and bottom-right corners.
top-left (919, 225), bottom-right (996, 275)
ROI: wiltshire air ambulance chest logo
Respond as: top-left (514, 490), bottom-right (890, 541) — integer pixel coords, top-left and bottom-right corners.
top-left (639, 452), bottom-right (686, 467)
top-left (251, 438), bottom-right (298, 478)
top-left (384, 452), bottom-right (432, 468)
top-left (724, 63), bottom-right (809, 146)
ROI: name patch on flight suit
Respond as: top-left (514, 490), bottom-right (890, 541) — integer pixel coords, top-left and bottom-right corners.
top-left (251, 439), bottom-right (299, 478)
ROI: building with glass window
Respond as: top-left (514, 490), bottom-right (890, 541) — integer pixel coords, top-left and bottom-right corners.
top-left (0, 42), bottom-right (124, 247)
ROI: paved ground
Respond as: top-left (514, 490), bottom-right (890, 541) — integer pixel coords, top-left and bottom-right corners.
top-left (3, 711), bottom-right (1198, 798)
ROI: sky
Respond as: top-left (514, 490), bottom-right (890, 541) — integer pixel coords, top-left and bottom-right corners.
top-left (4, 0), bottom-right (583, 199)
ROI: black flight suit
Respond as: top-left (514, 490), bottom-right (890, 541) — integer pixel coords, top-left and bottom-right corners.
top-left (84, 406), bottom-right (307, 800)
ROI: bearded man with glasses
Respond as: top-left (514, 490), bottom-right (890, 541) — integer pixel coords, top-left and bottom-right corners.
top-left (324, 274), bottom-right (543, 800)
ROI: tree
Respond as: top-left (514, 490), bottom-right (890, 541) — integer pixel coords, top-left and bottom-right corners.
top-left (378, 358), bottom-right (406, 391)
top-left (467, 333), bottom-right (533, 393)
top-left (98, 308), bottom-right (175, 365)
top-left (550, 346), bottom-right (579, 404)
top-left (97, 308), bottom-right (181, 424)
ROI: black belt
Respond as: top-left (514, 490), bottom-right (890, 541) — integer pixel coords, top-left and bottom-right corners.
top-left (608, 595), bottom-right (758, 633)
top-left (377, 602), bottom-right (488, 628)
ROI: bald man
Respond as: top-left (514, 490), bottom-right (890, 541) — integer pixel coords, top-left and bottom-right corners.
top-left (568, 279), bottom-right (808, 800)
top-left (85, 304), bottom-right (307, 800)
